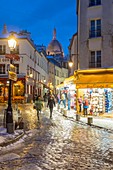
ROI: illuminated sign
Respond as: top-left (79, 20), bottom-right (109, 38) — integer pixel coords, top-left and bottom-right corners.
top-left (8, 71), bottom-right (17, 81)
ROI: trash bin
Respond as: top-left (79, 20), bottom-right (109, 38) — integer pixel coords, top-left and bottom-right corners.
top-left (57, 104), bottom-right (60, 111)
top-left (87, 117), bottom-right (93, 125)
top-left (18, 117), bottom-right (24, 129)
top-left (60, 108), bottom-right (63, 113)
top-left (19, 121), bottom-right (24, 129)
top-left (76, 114), bottom-right (80, 121)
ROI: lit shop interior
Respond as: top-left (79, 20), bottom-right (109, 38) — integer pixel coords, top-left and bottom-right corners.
top-left (78, 88), bottom-right (113, 115)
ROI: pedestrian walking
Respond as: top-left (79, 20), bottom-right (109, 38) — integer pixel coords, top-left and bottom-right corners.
top-left (35, 95), bottom-right (43, 121)
top-left (47, 94), bottom-right (55, 119)
top-left (83, 97), bottom-right (89, 116)
top-left (67, 90), bottom-right (71, 110)
top-left (60, 92), bottom-right (66, 108)
top-left (78, 96), bottom-right (82, 112)
top-left (43, 93), bottom-right (48, 110)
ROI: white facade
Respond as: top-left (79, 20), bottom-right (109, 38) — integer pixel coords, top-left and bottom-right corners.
top-left (0, 32), bottom-right (48, 102)
top-left (55, 65), bottom-right (68, 87)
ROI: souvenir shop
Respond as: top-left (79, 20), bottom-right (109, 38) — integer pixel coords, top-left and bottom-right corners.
top-left (75, 68), bottom-right (113, 115)
top-left (56, 76), bottom-right (76, 109)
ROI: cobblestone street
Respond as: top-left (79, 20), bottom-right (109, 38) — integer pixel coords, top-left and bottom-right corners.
top-left (0, 107), bottom-right (113, 170)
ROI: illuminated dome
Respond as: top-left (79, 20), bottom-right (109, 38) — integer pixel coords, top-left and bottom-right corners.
top-left (46, 28), bottom-right (64, 57)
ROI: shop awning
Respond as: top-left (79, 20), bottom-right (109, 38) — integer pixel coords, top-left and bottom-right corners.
top-left (56, 83), bottom-right (64, 89)
top-left (76, 73), bottom-right (113, 89)
top-left (38, 81), bottom-right (50, 89)
top-left (56, 76), bottom-right (75, 89)
top-left (64, 75), bottom-right (75, 84)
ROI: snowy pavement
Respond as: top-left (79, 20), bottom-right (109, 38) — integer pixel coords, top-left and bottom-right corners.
top-left (0, 127), bottom-right (24, 147)
top-left (61, 108), bottom-right (113, 131)
top-left (1, 105), bottom-right (113, 149)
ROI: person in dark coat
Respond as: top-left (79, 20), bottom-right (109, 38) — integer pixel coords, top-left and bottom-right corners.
top-left (47, 94), bottom-right (55, 119)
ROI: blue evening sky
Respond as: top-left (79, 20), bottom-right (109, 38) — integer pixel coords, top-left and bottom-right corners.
top-left (0, 0), bottom-right (77, 55)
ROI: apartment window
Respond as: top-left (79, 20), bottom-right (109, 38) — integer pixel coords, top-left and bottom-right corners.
top-left (12, 45), bottom-right (19, 54)
top-left (89, 51), bottom-right (101, 68)
top-left (89, 0), bottom-right (101, 7)
top-left (89, 19), bottom-right (101, 38)
top-left (0, 64), bottom-right (5, 74)
top-left (14, 64), bottom-right (19, 74)
top-left (0, 45), bottom-right (6, 55)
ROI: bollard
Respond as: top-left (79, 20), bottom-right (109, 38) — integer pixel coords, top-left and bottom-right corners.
top-left (76, 114), bottom-right (80, 121)
top-left (57, 104), bottom-right (60, 111)
top-left (60, 108), bottom-right (63, 113)
top-left (63, 109), bottom-right (67, 117)
top-left (87, 116), bottom-right (93, 125)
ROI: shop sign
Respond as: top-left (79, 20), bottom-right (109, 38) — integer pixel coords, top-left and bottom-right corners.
top-left (8, 71), bottom-right (17, 81)
top-left (76, 83), bottom-right (112, 89)
top-left (9, 64), bottom-right (16, 73)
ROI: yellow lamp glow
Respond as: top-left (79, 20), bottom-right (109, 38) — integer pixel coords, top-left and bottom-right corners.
top-left (8, 34), bottom-right (17, 51)
top-left (68, 59), bottom-right (73, 67)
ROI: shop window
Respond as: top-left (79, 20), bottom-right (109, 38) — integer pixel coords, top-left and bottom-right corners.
top-left (89, 19), bottom-right (101, 38)
top-left (89, 0), bottom-right (101, 7)
top-left (89, 51), bottom-right (101, 68)
top-left (0, 64), bottom-right (5, 74)
top-left (0, 45), bottom-right (6, 55)
top-left (14, 81), bottom-right (24, 96)
top-left (0, 86), bottom-right (3, 96)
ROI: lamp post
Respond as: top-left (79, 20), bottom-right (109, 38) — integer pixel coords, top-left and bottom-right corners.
top-left (6, 33), bottom-right (17, 134)
top-left (68, 56), bottom-right (73, 77)
top-left (68, 58), bottom-right (73, 68)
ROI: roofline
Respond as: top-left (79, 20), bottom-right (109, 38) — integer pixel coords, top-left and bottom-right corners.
top-left (68, 33), bottom-right (77, 50)
top-left (0, 36), bottom-right (47, 60)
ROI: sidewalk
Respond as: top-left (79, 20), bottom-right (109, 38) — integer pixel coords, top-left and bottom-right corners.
top-left (56, 107), bottom-right (113, 132)
top-left (0, 127), bottom-right (24, 147)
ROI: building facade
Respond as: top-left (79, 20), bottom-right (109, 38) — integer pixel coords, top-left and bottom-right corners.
top-left (74, 0), bottom-right (113, 70)
top-left (0, 25), bottom-right (48, 103)
top-left (46, 28), bottom-right (69, 93)
top-left (67, 0), bottom-right (113, 114)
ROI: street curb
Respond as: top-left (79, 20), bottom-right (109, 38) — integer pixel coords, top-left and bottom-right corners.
top-left (65, 116), bottom-right (113, 133)
top-left (56, 109), bottom-right (113, 133)
top-left (0, 131), bottom-right (25, 147)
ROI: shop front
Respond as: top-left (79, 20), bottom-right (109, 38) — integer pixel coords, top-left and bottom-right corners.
top-left (75, 68), bottom-right (113, 115)
top-left (56, 75), bottom-right (76, 109)
top-left (0, 76), bottom-right (25, 103)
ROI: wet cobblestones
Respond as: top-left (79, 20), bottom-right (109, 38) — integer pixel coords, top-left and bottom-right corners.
top-left (0, 109), bottom-right (113, 169)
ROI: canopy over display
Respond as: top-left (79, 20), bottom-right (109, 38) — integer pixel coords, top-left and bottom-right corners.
top-left (56, 75), bottom-right (75, 89)
top-left (74, 68), bottom-right (113, 89)
top-left (64, 75), bottom-right (75, 84)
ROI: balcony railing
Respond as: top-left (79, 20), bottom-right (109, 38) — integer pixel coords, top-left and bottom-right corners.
top-left (89, 29), bottom-right (101, 38)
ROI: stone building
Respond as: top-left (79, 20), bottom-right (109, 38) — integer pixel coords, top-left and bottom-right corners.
top-left (70, 0), bottom-right (113, 71)
top-left (46, 28), bottom-right (69, 92)
top-left (0, 25), bottom-right (48, 103)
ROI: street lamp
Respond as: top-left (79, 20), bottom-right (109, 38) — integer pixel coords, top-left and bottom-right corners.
top-left (6, 33), bottom-right (17, 134)
top-left (68, 58), bottom-right (73, 68)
